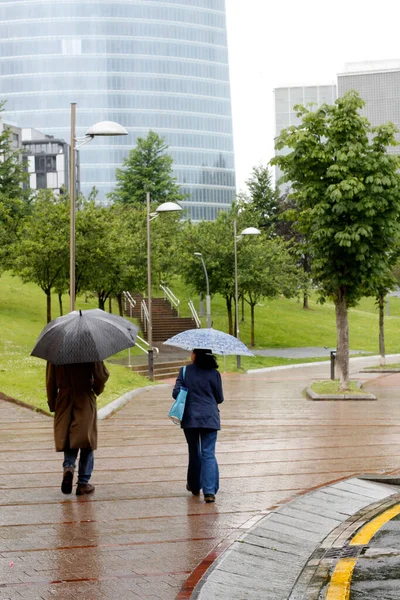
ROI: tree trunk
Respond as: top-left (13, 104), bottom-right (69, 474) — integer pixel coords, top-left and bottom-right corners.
top-left (335, 290), bottom-right (349, 390)
top-left (58, 293), bottom-right (63, 317)
top-left (303, 293), bottom-right (309, 309)
top-left (117, 293), bottom-right (123, 317)
top-left (46, 291), bottom-right (51, 324)
top-left (98, 294), bottom-right (106, 311)
top-left (379, 293), bottom-right (386, 366)
top-left (108, 296), bottom-right (112, 313)
top-left (250, 303), bottom-right (255, 346)
top-left (225, 295), bottom-right (233, 335)
top-left (241, 295), bottom-right (245, 322)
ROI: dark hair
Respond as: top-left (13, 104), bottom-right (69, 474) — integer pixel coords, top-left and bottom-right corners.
top-left (193, 348), bottom-right (218, 370)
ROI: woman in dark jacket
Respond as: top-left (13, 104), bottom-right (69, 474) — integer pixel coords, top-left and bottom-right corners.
top-left (172, 348), bottom-right (224, 503)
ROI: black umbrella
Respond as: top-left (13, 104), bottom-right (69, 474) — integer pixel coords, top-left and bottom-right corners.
top-left (31, 309), bottom-right (139, 365)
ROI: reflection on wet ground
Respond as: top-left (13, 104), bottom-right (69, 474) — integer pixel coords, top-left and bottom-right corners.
top-left (0, 358), bottom-right (399, 598)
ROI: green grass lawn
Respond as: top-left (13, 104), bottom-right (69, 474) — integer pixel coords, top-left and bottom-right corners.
top-left (169, 275), bottom-right (400, 353)
top-left (0, 271), bottom-right (399, 412)
top-left (310, 380), bottom-right (364, 394)
top-left (0, 273), bottom-right (155, 413)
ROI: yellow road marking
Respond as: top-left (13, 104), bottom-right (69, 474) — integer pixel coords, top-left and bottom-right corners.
top-left (350, 503), bottom-right (400, 546)
top-left (325, 558), bottom-right (357, 600)
top-left (325, 503), bottom-right (400, 598)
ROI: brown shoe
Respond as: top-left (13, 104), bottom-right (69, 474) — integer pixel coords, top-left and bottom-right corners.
top-left (61, 467), bottom-right (74, 494)
top-left (76, 483), bottom-right (95, 496)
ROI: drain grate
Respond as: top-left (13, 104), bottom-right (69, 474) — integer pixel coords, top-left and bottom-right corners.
top-left (323, 545), bottom-right (365, 559)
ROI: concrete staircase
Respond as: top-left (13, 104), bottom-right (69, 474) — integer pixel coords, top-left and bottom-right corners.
top-left (126, 293), bottom-right (196, 343)
top-left (122, 292), bottom-right (196, 380)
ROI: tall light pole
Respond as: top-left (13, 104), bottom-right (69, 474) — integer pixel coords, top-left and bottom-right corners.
top-left (194, 252), bottom-right (211, 328)
top-left (69, 104), bottom-right (128, 312)
top-left (146, 195), bottom-right (182, 380)
top-left (234, 220), bottom-right (260, 368)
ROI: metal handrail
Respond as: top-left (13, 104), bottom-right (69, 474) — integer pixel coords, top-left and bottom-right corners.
top-left (133, 335), bottom-right (159, 357)
top-left (160, 283), bottom-right (180, 316)
top-left (141, 299), bottom-right (149, 332)
top-left (122, 291), bottom-right (136, 318)
top-left (188, 299), bottom-right (201, 328)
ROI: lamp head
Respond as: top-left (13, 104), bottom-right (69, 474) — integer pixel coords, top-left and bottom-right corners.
top-left (85, 121), bottom-right (128, 137)
top-left (194, 252), bottom-right (202, 257)
top-left (155, 201), bottom-right (182, 213)
top-left (240, 227), bottom-right (261, 236)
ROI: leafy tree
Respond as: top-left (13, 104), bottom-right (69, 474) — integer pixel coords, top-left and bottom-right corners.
top-left (238, 164), bottom-right (279, 234)
top-left (108, 131), bottom-right (186, 206)
top-left (178, 212), bottom-right (237, 333)
top-left (272, 91), bottom-right (400, 388)
top-left (13, 191), bottom-right (69, 322)
top-left (239, 236), bottom-right (300, 346)
top-left (0, 103), bottom-right (31, 271)
top-left (275, 191), bottom-right (312, 309)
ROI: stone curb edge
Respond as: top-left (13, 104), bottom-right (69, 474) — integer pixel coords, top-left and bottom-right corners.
top-left (247, 353), bottom-right (400, 374)
top-left (191, 476), bottom-right (400, 600)
top-left (306, 386), bottom-right (377, 401)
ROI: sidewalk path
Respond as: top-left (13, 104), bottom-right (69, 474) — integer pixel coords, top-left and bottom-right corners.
top-left (0, 356), bottom-right (399, 599)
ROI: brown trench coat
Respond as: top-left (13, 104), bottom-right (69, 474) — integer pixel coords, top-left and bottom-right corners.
top-left (46, 361), bottom-right (109, 452)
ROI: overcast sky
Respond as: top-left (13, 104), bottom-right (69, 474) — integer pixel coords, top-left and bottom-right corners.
top-left (225, 0), bottom-right (400, 193)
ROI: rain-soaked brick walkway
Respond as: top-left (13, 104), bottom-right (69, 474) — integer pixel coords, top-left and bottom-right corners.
top-left (0, 358), bottom-right (399, 599)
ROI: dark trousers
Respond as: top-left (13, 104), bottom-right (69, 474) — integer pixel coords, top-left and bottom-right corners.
top-left (184, 428), bottom-right (219, 495)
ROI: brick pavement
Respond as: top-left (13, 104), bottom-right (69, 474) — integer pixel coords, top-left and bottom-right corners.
top-left (0, 356), bottom-right (399, 599)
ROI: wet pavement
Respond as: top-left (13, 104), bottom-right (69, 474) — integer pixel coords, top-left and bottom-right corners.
top-left (1, 356), bottom-right (400, 599)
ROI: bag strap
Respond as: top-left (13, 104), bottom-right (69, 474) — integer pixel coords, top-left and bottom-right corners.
top-left (182, 365), bottom-right (186, 382)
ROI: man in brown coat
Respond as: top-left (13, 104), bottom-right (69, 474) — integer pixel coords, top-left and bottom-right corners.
top-left (46, 361), bottom-right (109, 496)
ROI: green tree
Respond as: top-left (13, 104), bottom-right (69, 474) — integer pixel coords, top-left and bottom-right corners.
top-left (108, 131), bottom-right (186, 206)
top-left (238, 164), bottom-right (279, 234)
top-left (0, 103), bottom-right (31, 271)
top-left (272, 91), bottom-right (400, 388)
top-left (13, 191), bottom-right (69, 322)
top-left (179, 212), bottom-right (237, 333)
top-left (239, 236), bottom-right (300, 346)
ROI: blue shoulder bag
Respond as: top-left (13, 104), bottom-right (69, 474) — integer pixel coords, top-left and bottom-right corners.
top-left (168, 366), bottom-right (187, 425)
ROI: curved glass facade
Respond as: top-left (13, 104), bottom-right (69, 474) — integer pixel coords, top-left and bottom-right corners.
top-left (0, 0), bottom-right (236, 220)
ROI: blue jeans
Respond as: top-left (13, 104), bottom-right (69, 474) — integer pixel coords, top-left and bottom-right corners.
top-left (63, 448), bottom-right (94, 484)
top-left (184, 428), bottom-right (219, 495)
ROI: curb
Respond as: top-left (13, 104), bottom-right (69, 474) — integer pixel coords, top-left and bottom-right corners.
top-left (0, 391), bottom-right (51, 416)
top-left (247, 353), bottom-right (400, 374)
top-left (306, 385), bottom-right (377, 401)
top-left (97, 384), bottom-right (170, 419)
top-left (362, 368), bottom-right (400, 373)
top-left (191, 477), bottom-right (400, 600)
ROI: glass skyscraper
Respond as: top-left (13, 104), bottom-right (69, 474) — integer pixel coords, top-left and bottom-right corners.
top-left (0, 0), bottom-right (236, 220)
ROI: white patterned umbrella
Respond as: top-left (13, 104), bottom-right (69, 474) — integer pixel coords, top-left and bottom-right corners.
top-left (31, 309), bottom-right (139, 365)
top-left (164, 328), bottom-right (254, 356)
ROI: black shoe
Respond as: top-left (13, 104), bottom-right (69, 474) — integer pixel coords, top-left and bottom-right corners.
top-left (186, 483), bottom-right (200, 496)
top-left (61, 468), bottom-right (74, 494)
top-left (204, 494), bottom-right (215, 503)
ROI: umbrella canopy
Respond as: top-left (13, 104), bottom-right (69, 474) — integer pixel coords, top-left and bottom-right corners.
top-left (31, 309), bottom-right (139, 365)
top-left (164, 328), bottom-right (254, 357)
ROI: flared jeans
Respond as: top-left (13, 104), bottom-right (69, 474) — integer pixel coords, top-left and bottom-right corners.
top-left (184, 428), bottom-right (219, 495)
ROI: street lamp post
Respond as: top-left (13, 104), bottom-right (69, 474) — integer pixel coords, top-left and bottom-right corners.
top-left (194, 252), bottom-right (211, 328)
top-left (69, 103), bottom-right (128, 312)
top-left (146, 194), bottom-right (182, 380)
top-left (234, 220), bottom-right (261, 368)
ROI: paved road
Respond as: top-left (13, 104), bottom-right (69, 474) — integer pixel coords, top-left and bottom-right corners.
top-left (0, 356), bottom-right (399, 599)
